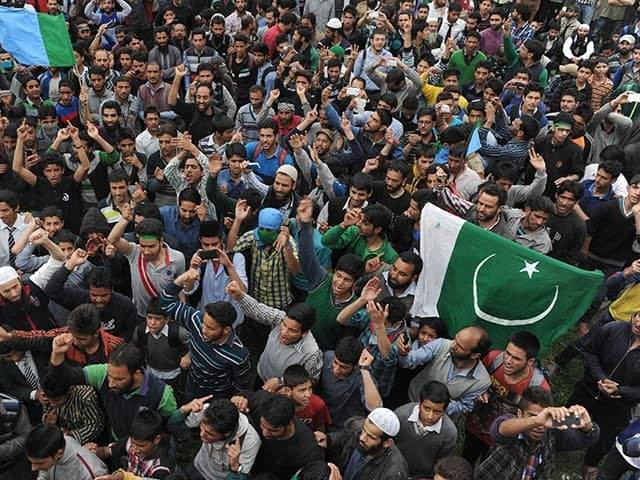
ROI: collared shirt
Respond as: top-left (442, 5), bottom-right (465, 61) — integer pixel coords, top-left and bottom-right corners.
top-left (0, 213), bottom-right (29, 267)
top-left (407, 405), bottom-right (443, 434)
top-left (196, 255), bottom-right (248, 327)
top-left (232, 230), bottom-right (297, 309)
top-left (217, 169), bottom-right (248, 199)
top-left (164, 150), bottom-right (217, 220)
top-left (159, 205), bottom-right (201, 261)
top-left (381, 271), bottom-right (417, 299)
top-left (511, 21), bottom-right (534, 48)
top-left (136, 129), bottom-right (160, 158)
top-left (145, 321), bottom-right (183, 380)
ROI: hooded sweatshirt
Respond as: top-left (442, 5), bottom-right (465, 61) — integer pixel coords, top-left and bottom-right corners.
top-left (187, 410), bottom-right (262, 480)
top-left (36, 435), bottom-right (108, 480)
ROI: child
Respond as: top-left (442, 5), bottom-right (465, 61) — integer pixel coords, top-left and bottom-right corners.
top-left (92, 408), bottom-right (176, 478)
top-left (413, 316), bottom-right (448, 349)
top-left (283, 364), bottom-right (331, 432)
top-left (131, 299), bottom-right (190, 402)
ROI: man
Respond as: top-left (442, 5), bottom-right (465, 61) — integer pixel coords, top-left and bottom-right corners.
top-left (447, 142), bottom-right (481, 200)
top-left (263, 12), bottom-right (296, 58)
top-left (80, 67), bottom-right (114, 124)
top-left (567, 315), bottom-right (640, 478)
top-left (448, 32), bottom-right (487, 88)
top-left (25, 423), bottom-right (107, 480)
top-left (226, 280), bottom-right (322, 387)
top-left (111, 77), bottom-right (139, 133)
top-left (183, 398), bottom-right (261, 480)
top-left (503, 24), bottom-right (548, 87)
top-left (315, 407), bottom-right (409, 480)
top-left (225, 0), bottom-right (252, 35)
top-left (510, 4), bottom-right (534, 48)
top-left (399, 326), bottom-right (492, 420)
top-left (353, 29), bottom-right (392, 94)
top-left (233, 391), bottom-right (323, 478)
top-left (502, 195), bottom-right (554, 254)
top-left (50, 244), bottom-right (134, 329)
top-left (463, 331), bottom-right (550, 464)
top-left (228, 33), bottom-right (257, 108)
top-left (160, 268), bottom-right (250, 401)
top-left (577, 161), bottom-right (622, 220)
top-left (479, 9), bottom-right (504, 57)
top-left (184, 28), bottom-right (217, 86)
top-left (107, 206), bottom-right (186, 318)
top-left (586, 92), bottom-right (633, 165)
top-left (0, 393), bottom-right (32, 477)
top-left (0, 190), bottom-right (30, 269)
top-left (148, 26), bottom-right (182, 82)
top-left (318, 172), bottom-right (373, 228)
top-left (244, 118), bottom-right (294, 185)
top-left (437, 3), bottom-right (465, 46)
top-left (319, 337), bottom-right (383, 431)
top-left (168, 65), bottom-right (216, 143)
top-left (136, 62), bottom-right (173, 120)
top-left (159, 187), bottom-right (202, 263)
top-left (235, 86), bottom-right (275, 143)
top-left (135, 106), bottom-right (160, 158)
top-left (394, 381), bottom-right (457, 479)
top-left (47, 336), bottom-right (181, 440)
top-left (547, 180), bottom-right (587, 265)
top-left (475, 387), bottom-right (599, 480)
top-left (252, 42), bottom-right (277, 97)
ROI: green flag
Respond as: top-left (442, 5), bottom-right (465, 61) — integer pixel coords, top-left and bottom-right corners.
top-left (411, 204), bottom-right (604, 350)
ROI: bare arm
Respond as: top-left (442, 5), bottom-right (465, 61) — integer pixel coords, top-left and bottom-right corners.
top-left (106, 206), bottom-right (133, 255)
top-left (12, 123), bottom-right (37, 186)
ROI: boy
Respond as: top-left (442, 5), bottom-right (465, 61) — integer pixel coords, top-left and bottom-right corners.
top-left (90, 408), bottom-right (176, 478)
top-left (131, 298), bottom-right (190, 401)
top-left (283, 364), bottom-right (331, 432)
top-left (406, 145), bottom-right (436, 194)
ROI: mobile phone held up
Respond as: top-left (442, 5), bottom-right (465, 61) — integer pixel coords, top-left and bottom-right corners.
top-left (551, 413), bottom-right (581, 428)
top-left (200, 250), bottom-right (219, 261)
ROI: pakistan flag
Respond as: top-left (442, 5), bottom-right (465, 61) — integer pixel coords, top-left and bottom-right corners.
top-left (411, 204), bottom-right (604, 350)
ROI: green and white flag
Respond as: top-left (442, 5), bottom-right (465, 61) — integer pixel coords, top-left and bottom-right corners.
top-left (411, 204), bottom-right (604, 350)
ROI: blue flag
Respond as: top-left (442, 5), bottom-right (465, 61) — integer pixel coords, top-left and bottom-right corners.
top-left (466, 127), bottom-right (482, 157)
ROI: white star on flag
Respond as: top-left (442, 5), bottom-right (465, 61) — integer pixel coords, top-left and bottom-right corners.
top-left (520, 260), bottom-right (540, 279)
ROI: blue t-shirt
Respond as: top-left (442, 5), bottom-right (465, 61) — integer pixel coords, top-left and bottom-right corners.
top-left (579, 179), bottom-right (615, 217)
top-left (245, 141), bottom-right (293, 184)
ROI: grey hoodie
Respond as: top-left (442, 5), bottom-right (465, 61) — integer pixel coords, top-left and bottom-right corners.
top-left (37, 435), bottom-right (108, 480)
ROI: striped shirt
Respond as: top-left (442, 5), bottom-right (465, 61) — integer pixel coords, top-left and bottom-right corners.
top-left (42, 385), bottom-right (105, 445)
top-left (589, 77), bottom-right (613, 111)
top-left (160, 282), bottom-right (251, 397)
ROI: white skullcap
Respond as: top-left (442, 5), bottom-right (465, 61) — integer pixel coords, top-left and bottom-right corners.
top-left (368, 408), bottom-right (400, 437)
top-left (0, 266), bottom-right (19, 285)
top-left (579, 23), bottom-right (590, 30)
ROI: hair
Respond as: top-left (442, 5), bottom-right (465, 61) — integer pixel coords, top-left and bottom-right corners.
top-left (350, 172), bottom-right (373, 192)
top-left (449, 142), bottom-right (466, 160)
top-left (556, 179), bottom-right (583, 200)
top-left (283, 364), bottom-right (312, 388)
top-left (298, 460), bottom-right (330, 480)
top-left (334, 336), bottom-right (363, 365)
top-left (335, 253), bottom-right (365, 280)
top-left (380, 296), bottom-right (407, 326)
top-left (280, 11), bottom-right (296, 25)
top-left (377, 109), bottom-right (393, 128)
top-left (130, 408), bottom-right (163, 441)
top-left (41, 371), bottom-right (70, 398)
top-left (89, 65), bottom-right (106, 78)
top-left (108, 168), bottom-right (130, 185)
top-left (38, 103), bottom-right (57, 120)
top-left (135, 218), bottom-right (164, 240)
top-left (116, 128), bottom-right (135, 143)
top-left (525, 195), bottom-right (554, 215)
top-left (67, 304), bottom-right (102, 335)
top-left (419, 380), bottom-right (451, 407)
top-left (202, 399), bottom-right (239, 435)
top-left (284, 303), bottom-right (316, 332)
top-left (574, 102), bottom-right (594, 123)
top-left (54, 230), bottom-right (77, 247)
top-left (434, 456), bottom-right (473, 480)
top-left (466, 30), bottom-right (481, 42)
top-left (258, 117), bottom-right (278, 135)
top-left (448, 1), bottom-right (462, 12)
top-left (199, 220), bottom-right (221, 239)
top-left (25, 423), bottom-right (65, 459)
top-left (508, 331), bottom-right (541, 360)
top-left (361, 203), bottom-right (392, 230)
top-left (415, 316), bottom-right (448, 338)
top-left (134, 202), bottom-right (162, 221)
top-left (204, 302), bottom-right (237, 328)
top-left (146, 297), bottom-right (165, 317)
top-left (262, 395), bottom-right (295, 428)
top-left (492, 162), bottom-right (518, 184)
top-left (412, 189), bottom-right (439, 211)
top-left (398, 251), bottom-right (423, 277)
top-left (157, 123), bottom-right (177, 138)
top-left (598, 160), bottom-right (623, 178)
top-left (41, 206), bottom-right (63, 221)
top-left (519, 114), bottom-right (540, 140)
top-left (43, 152), bottom-right (64, 169)
top-left (520, 386), bottom-right (554, 409)
top-left (178, 186), bottom-right (202, 205)
top-left (143, 105), bottom-right (160, 118)
top-left (108, 343), bottom-right (144, 375)
top-left (523, 39), bottom-right (544, 61)
top-left (478, 182), bottom-right (507, 207)
top-left (600, 145), bottom-right (626, 165)
top-left (387, 160), bottom-right (409, 179)
top-left (485, 77), bottom-right (504, 95)
top-left (213, 114), bottom-right (235, 134)
top-left (240, 188), bottom-right (263, 211)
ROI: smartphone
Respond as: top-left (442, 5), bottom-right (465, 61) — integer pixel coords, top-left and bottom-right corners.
top-left (627, 91), bottom-right (640, 103)
top-left (551, 414), bottom-right (581, 428)
top-left (439, 104), bottom-right (451, 114)
top-left (25, 149), bottom-right (36, 157)
top-left (387, 59), bottom-right (398, 67)
top-left (200, 250), bottom-right (219, 260)
top-left (247, 162), bottom-right (260, 169)
top-left (346, 87), bottom-right (360, 96)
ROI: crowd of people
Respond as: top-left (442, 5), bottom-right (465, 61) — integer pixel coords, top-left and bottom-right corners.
top-left (3, 0), bottom-right (640, 477)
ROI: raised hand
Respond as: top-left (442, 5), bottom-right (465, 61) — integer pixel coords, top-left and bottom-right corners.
top-left (234, 199), bottom-right (251, 222)
top-left (296, 197), bottom-right (314, 223)
top-left (225, 280), bottom-right (244, 301)
top-left (360, 276), bottom-right (382, 302)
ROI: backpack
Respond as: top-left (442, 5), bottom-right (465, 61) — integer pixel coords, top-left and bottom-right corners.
top-left (486, 352), bottom-right (547, 405)
top-left (260, 65), bottom-right (275, 87)
top-left (134, 321), bottom-right (185, 362)
top-left (252, 143), bottom-right (289, 166)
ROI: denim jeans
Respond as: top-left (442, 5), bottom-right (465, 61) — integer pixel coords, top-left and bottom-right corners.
top-left (579, 2), bottom-right (596, 26)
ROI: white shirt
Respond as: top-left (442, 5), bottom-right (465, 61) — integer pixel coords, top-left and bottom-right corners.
top-left (135, 129), bottom-right (160, 158)
top-left (407, 404), bottom-right (443, 433)
top-left (581, 163), bottom-right (629, 197)
top-left (0, 213), bottom-right (29, 268)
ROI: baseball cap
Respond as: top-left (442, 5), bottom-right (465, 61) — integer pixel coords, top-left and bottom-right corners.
top-left (327, 18), bottom-right (342, 29)
top-left (276, 164), bottom-right (298, 183)
top-left (368, 408), bottom-right (400, 437)
top-left (258, 208), bottom-right (283, 230)
top-left (620, 34), bottom-right (636, 45)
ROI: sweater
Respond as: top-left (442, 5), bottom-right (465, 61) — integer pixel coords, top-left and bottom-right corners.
top-left (321, 225), bottom-right (399, 264)
top-left (36, 435), bottom-right (108, 480)
top-left (393, 403), bottom-right (457, 478)
top-left (587, 197), bottom-right (637, 267)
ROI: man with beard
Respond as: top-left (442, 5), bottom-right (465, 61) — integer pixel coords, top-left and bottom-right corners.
top-left (465, 183), bottom-right (514, 240)
top-left (547, 180), bottom-right (586, 265)
top-left (98, 100), bottom-right (123, 146)
top-left (353, 29), bottom-right (392, 95)
top-left (108, 207), bottom-right (186, 319)
top-left (257, 165), bottom-right (300, 220)
top-left (148, 26), bottom-right (182, 82)
top-left (236, 86), bottom-right (275, 143)
top-left (263, 12), bottom-right (296, 59)
top-left (227, 33), bottom-right (258, 108)
top-left (315, 407), bottom-right (408, 480)
top-left (45, 250), bottom-right (137, 341)
top-left (168, 65), bottom-right (216, 143)
top-left (609, 35), bottom-right (635, 77)
top-left (225, 0), bottom-right (252, 36)
top-left (137, 62), bottom-right (173, 119)
top-left (501, 195), bottom-right (554, 254)
top-left (399, 326), bottom-right (491, 420)
top-left (159, 187), bottom-right (202, 263)
top-left (208, 14), bottom-right (233, 60)
top-left (463, 331), bottom-right (550, 464)
top-left (245, 118), bottom-right (294, 185)
top-left (370, 161), bottom-right (411, 216)
top-left (161, 267), bottom-right (250, 400)
top-left (474, 388), bottom-right (598, 480)
top-left (318, 172), bottom-right (373, 229)
top-left (47, 335), bottom-right (182, 440)
top-left (111, 77), bottom-right (139, 133)
top-left (80, 66), bottom-right (114, 125)
top-left (146, 123), bottom-right (178, 206)
top-left (184, 29), bottom-right (217, 87)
